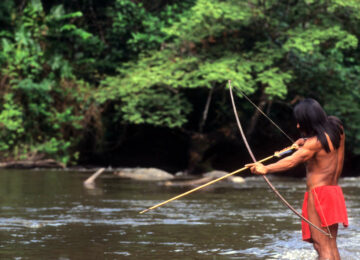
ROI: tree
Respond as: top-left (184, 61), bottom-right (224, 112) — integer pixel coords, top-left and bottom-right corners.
top-left (98, 0), bottom-right (360, 172)
top-left (1, 0), bottom-right (360, 170)
top-left (0, 0), bottom-right (97, 164)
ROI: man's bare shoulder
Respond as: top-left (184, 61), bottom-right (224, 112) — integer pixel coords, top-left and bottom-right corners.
top-left (302, 136), bottom-right (322, 152)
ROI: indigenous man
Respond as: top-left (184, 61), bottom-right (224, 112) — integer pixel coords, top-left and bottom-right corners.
top-left (246, 98), bottom-right (348, 260)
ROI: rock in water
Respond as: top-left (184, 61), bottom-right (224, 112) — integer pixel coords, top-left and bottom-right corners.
top-left (231, 176), bottom-right (245, 183)
top-left (114, 168), bottom-right (174, 181)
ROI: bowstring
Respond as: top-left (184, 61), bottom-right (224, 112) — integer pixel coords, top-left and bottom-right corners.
top-left (233, 87), bottom-right (294, 143)
top-left (313, 189), bottom-right (333, 238)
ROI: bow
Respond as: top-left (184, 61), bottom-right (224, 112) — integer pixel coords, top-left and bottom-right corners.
top-left (228, 80), bottom-right (330, 237)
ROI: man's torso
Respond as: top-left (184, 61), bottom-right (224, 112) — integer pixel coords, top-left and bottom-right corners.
top-left (305, 133), bottom-right (345, 190)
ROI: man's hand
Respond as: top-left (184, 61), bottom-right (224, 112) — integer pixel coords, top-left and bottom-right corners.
top-left (294, 138), bottom-right (305, 147)
top-left (245, 162), bottom-right (268, 175)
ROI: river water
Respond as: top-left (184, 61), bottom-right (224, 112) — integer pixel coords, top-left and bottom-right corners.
top-left (0, 170), bottom-right (359, 260)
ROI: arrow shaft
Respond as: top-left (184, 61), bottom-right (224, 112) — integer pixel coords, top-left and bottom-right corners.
top-left (139, 154), bottom-right (279, 214)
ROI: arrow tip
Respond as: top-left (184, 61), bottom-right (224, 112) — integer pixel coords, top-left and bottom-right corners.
top-left (139, 209), bottom-right (149, 214)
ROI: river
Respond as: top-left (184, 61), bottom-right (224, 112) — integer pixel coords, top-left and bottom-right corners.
top-left (0, 170), bottom-right (359, 259)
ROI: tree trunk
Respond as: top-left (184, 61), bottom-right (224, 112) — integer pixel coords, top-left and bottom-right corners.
top-left (246, 91), bottom-right (267, 139)
top-left (187, 133), bottom-right (212, 174)
top-left (198, 87), bottom-right (214, 133)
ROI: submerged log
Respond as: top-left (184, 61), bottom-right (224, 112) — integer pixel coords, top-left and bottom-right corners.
top-left (164, 170), bottom-right (245, 187)
top-left (0, 159), bottom-right (65, 169)
top-left (84, 168), bottom-right (106, 189)
top-left (164, 176), bottom-right (213, 187)
top-left (114, 168), bottom-right (174, 181)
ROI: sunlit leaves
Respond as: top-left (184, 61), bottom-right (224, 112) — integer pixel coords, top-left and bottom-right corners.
top-left (98, 51), bottom-right (194, 127)
top-left (327, 0), bottom-right (360, 19)
top-left (256, 68), bottom-right (291, 98)
top-left (284, 26), bottom-right (358, 55)
top-left (0, 94), bottom-right (24, 151)
top-left (165, 0), bottom-right (253, 43)
top-left (121, 87), bottom-right (192, 127)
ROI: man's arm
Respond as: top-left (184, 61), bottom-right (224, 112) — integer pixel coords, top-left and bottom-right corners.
top-left (334, 133), bottom-right (345, 179)
top-left (246, 138), bottom-right (318, 175)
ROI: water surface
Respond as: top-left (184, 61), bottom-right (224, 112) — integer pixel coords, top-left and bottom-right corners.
top-left (0, 170), bottom-right (359, 259)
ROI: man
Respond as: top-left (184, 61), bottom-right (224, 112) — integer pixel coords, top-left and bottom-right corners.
top-left (246, 98), bottom-right (348, 260)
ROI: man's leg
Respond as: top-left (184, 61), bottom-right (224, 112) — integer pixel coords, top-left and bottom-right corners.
top-left (328, 224), bottom-right (340, 260)
top-left (307, 191), bottom-right (334, 259)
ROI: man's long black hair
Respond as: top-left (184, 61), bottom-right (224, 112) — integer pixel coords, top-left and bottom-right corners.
top-left (294, 98), bottom-right (343, 153)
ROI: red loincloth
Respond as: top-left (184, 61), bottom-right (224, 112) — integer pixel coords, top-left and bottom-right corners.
top-left (301, 185), bottom-right (348, 243)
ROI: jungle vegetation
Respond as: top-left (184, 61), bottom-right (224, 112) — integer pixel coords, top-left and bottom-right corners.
top-left (0, 0), bottom-right (359, 174)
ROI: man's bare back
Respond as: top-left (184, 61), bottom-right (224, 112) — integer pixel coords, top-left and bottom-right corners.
top-left (304, 132), bottom-right (345, 190)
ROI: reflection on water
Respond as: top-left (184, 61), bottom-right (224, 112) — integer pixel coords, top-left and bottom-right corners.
top-left (0, 170), bottom-right (359, 259)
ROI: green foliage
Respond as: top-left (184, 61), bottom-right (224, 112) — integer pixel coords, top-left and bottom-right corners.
top-left (99, 0), bottom-right (360, 155)
top-left (120, 87), bottom-right (191, 127)
top-left (1, 0), bottom-right (360, 167)
top-left (98, 1), bottom-right (292, 129)
top-left (0, 0), bottom-right (95, 164)
top-left (284, 26), bottom-right (358, 54)
top-left (0, 94), bottom-right (24, 151)
top-left (98, 50), bottom-right (259, 128)
top-left (102, 0), bottom-right (195, 70)
top-left (31, 138), bottom-right (72, 165)
top-left (257, 68), bottom-right (291, 97)
top-left (164, 0), bottom-right (253, 42)
top-left (98, 51), bottom-right (193, 127)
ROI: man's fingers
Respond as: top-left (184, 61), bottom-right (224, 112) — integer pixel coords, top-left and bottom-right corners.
top-left (292, 143), bottom-right (299, 149)
top-left (294, 138), bottom-right (305, 146)
top-left (245, 162), bottom-right (267, 175)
